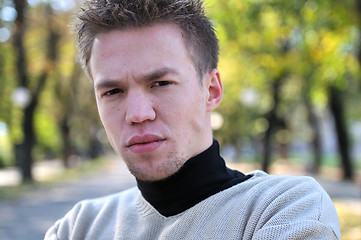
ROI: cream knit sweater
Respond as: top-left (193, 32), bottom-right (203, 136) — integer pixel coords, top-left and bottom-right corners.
top-left (44, 170), bottom-right (341, 240)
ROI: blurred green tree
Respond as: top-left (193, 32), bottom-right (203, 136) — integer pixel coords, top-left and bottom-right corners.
top-left (0, 0), bottom-right (105, 182)
top-left (208, 0), bottom-right (360, 179)
top-left (12, 0), bottom-right (60, 182)
top-left (0, 0), bottom-right (359, 183)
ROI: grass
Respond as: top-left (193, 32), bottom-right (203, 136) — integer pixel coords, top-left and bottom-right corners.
top-left (334, 201), bottom-right (361, 240)
top-left (0, 183), bottom-right (37, 200)
top-left (0, 157), bottom-right (106, 201)
top-left (38, 157), bottom-right (105, 183)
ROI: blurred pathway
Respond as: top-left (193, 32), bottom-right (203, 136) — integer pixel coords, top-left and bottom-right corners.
top-left (0, 158), bottom-right (360, 240)
top-left (0, 156), bottom-right (136, 240)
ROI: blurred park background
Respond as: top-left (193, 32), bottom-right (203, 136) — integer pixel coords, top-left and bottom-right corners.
top-left (0, 0), bottom-right (360, 239)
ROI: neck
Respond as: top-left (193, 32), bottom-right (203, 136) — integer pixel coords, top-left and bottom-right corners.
top-left (136, 139), bottom-right (250, 216)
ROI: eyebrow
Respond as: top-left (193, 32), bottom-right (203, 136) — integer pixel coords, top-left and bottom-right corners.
top-left (142, 67), bottom-right (179, 82)
top-left (94, 67), bottom-right (180, 91)
top-left (94, 79), bottom-right (121, 91)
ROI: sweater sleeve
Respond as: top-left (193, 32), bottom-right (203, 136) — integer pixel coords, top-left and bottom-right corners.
top-left (44, 202), bottom-right (82, 240)
top-left (44, 222), bottom-right (62, 240)
top-left (43, 190), bottom-right (136, 240)
top-left (251, 175), bottom-right (341, 240)
top-left (253, 220), bottom-right (339, 239)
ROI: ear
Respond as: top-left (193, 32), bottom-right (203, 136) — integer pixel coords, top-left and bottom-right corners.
top-left (205, 69), bottom-right (223, 112)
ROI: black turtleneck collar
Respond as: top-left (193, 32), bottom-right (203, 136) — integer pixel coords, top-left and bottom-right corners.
top-left (136, 139), bottom-right (251, 217)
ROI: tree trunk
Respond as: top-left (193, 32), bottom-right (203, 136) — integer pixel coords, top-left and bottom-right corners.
top-left (305, 100), bottom-right (322, 174)
top-left (12, 2), bottom-right (60, 183)
top-left (356, 0), bottom-right (361, 98)
top-left (262, 126), bottom-right (272, 173)
top-left (262, 79), bottom-right (282, 172)
top-left (13, 0), bottom-right (32, 182)
top-left (61, 117), bottom-right (71, 168)
top-left (20, 98), bottom-right (37, 182)
top-left (13, 0), bottom-right (28, 87)
top-left (328, 86), bottom-right (353, 180)
top-left (57, 65), bottom-right (82, 168)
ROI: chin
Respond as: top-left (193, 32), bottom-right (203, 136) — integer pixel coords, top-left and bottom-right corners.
top-left (129, 168), bottom-right (171, 181)
top-left (129, 158), bottom-right (184, 181)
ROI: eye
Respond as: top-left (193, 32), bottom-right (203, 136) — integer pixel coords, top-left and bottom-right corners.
top-left (152, 81), bottom-right (173, 88)
top-left (103, 88), bottom-right (123, 97)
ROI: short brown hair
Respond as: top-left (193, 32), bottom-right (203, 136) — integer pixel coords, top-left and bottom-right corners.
top-left (76, 0), bottom-right (219, 81)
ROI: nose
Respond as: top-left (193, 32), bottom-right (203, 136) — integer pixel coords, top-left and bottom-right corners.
top-left (125, 89), bottom-right (156, 125)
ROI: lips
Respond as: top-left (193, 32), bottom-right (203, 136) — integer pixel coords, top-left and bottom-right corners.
top-left (126, 134), bottom-right (165, 154)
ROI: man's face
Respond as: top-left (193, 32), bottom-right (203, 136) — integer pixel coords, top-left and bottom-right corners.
top-left (90, 24), bottom-right (222, 181)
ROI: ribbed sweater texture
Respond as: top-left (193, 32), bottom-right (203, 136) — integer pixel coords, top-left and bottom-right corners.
top-left (44, 141), bottom-right (341, 240)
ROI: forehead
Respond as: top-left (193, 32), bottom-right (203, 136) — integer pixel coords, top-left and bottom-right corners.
top-left (89, 24), bottom-right (196, 82)
top-left (98, 24), bottom-right (182, 46)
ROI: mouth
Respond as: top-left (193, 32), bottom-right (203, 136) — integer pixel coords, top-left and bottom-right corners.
top-left (127, 134), bottom-right (165, 147)
top-left (126, 134), bottom-right (166, 153)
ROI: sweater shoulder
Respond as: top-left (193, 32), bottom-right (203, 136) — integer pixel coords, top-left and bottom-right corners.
top-left (245, 170), bottom-right (323, 192)
top-left (72, 187), bottom-right (141, 222)
top-left (44, 187), bottom-right (140, 239)
top-left (239, 170), bottom-right (332, 213)
top-left (77, 186), bottom-right (139, 209)
top-left (232, 170), bottom-right (341, 239)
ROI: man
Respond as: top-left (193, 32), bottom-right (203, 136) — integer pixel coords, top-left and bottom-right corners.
top-left (45, 0), bottom-right (341, 239)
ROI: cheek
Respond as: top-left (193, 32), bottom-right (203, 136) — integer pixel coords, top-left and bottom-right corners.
top-left (99, 108), bottom-right (124, 153)
top-left (98, 104), bottom-right (122, 136)
top-left (173, 97), bottom-right (205, 132)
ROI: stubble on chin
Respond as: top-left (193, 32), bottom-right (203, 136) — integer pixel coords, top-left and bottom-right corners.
top-left (126, 151), bottom-right (187, 181)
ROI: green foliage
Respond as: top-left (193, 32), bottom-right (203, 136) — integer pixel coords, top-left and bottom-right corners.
top-left (0, 132), bottom-right (12, 167)
top-left (0, 0), bottom-right (360, 174)
top-left (0, 1), bottom-right (104, 168)
top-left (34, 104), bottom-right (62, 158)
top-left (207, 0), bottom-right (361, 157)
